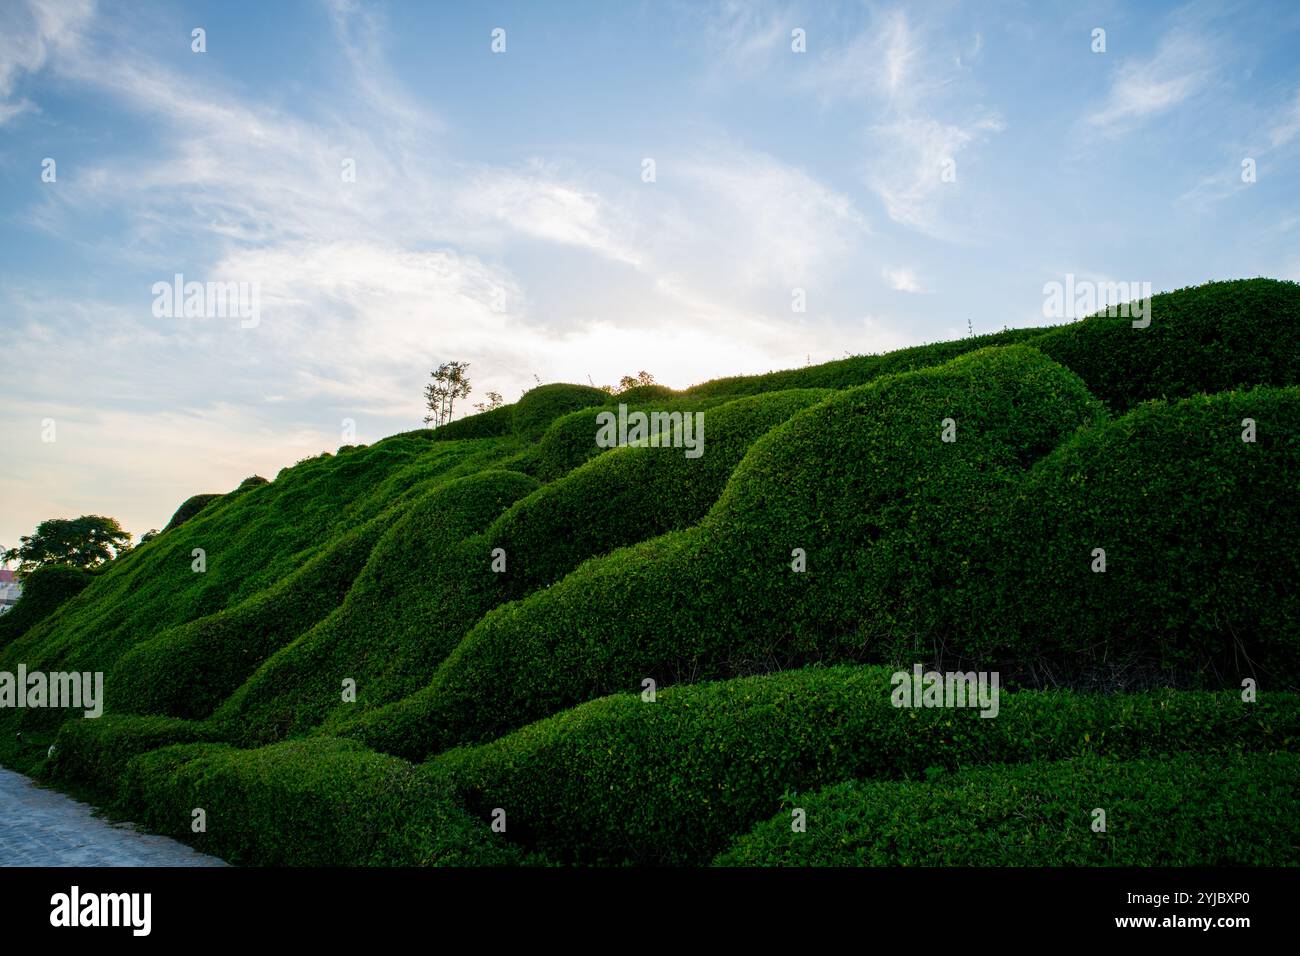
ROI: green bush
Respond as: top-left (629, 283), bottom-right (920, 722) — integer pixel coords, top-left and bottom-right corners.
top-left (510, 383), bottom-right (608, 441)
top-left (429, 665), bottom-right (1298, 864)
top-left (349, 346), bottom-right (1104, 757)
top-left (0, 565), bottom-right (94, 647)
top-left (0, 432), bottom-right (516, 768)
top-left (108, 514), bottom-right (389, 720)
top-left (433, 402), bottom-right (515, 441)
top-left (943, 387), bottom-right (1300, 687)
top-left (45, 714), bottom-right (221, 803)
top-left (162, 493), bottom-right (222, 532)
top-left (1029, 278), bottom-right (1300, 412)
top-left (119, 737), bottom-right (526, 866)
top-left (212, 470), bottom-right (540, 746)
top-left (486, 389), bottom-right (831, 601)
top-left (716, 752), bottom-right (1300, 865)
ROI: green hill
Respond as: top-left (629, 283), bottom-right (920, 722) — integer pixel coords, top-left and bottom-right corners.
top-left (4, 277), bottom-right (1298, 866)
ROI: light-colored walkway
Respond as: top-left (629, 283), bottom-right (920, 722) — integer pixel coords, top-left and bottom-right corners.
top-left (0, 767), bottom-right (226, 866)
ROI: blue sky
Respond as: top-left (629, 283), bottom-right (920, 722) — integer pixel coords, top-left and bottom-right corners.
top-left (2, 0), bottom-right (1300, 548)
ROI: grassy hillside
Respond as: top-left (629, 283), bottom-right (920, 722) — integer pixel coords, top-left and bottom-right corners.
top-left (4, 277), bottom-right (1298, 866)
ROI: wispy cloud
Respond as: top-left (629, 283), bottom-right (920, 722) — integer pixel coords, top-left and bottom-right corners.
top-left (0, 0), bottom-right (95, 124)
top-left (1086, 29), bottom-right (1213, 136)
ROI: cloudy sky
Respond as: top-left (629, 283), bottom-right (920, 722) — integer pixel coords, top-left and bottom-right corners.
top-left (2, 0), bottom-right (1299, 548)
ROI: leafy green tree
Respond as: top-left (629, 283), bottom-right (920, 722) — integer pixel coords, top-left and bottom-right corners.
top-left (423, 361), bottom-right (473, 427)
top-left (2, 516), bottom-right (132, 574)
top-left (472, 390), bottom-right (504, 413)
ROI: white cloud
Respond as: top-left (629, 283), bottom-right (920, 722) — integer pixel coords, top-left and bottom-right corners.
top-left (1086, 30), bottom-right (1213, 135)
top-left (0, 0), bottom-right (95, 124)
top-left (882, 266), bottom-right (925, 293)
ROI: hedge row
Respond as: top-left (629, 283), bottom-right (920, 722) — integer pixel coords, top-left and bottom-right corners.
top-left (45, 714), bottom-right (221, 804)
top-left (716, 751), bottom-right (1300, 865)
top-left (1029, 277), bottom-right (1300, 412)
top-left (0, 565), bottom-right (93, 648)
top-left (212, 470), bottom-right (541, 746)
top-left (108, 513), bottom-right (390, 720)
top-left (345, 346), bottom-right (1106, 757)
top-left (118, 737), bottom-right (526, 866)
top-left (428, 665), bottom-right (1299, 864)
top-left (948, 386), bottom-right (1300, 685)
top-left (684, 278), bottom-right (1300, 413)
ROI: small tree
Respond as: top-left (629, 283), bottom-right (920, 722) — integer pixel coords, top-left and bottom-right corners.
top-left (615, 370), bottom-right (656, 393)
top-left (3, 516), bottom-right (132, 575)
top-left (423, 361), bottom-right (473, 427)
top-left (472, 390), bottom-right (504, 414)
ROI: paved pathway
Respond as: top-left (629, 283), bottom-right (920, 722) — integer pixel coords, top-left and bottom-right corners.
top-left (0, 767), bottom-right (226, 866)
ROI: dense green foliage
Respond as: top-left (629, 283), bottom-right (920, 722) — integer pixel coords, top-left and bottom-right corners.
top-left (1, 278), bottom-right (1295, 867)
top-left (0, 564), bottom-right (93, 647)
top-left (716, 752), bottom-right (1300, 865)
top-left (119, 738), bottom-right (525, 866)
top-left (429, 666), bottom-right (1297, 864)
top-left (162, 493), bottom-right (222, 532)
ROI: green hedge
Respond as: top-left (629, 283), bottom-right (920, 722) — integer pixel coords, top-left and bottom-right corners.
top-left (108, 514), bottom-right (389, 720)
top-left (348, 346), bottom-right (1104, 758)
top-left (162, 493), bottom-right (222, 532)
top-left (119, 737), bottom-right (526, 866)
top-left (510, 383), bottom-right (608, 441)
top-left (212, 470), bottom-right (540, 746)
top-left (432, 402), bottom-right (515, 441)
top-left (0, 432), bottom-right (508, 768)
top-left (429, 665), bottom-right (1298, 864)
top-left (0, 565), bottom-right (93, 647)
top-left (45, 714), bottom-right (221, 803)
top-left (486, 389), bottom-right (830, 602)
top-left (1029, 278), bottom-right (1300, 412)
top-left (943, 387), bottom-right (1300, 686)
top-left (716, 752), bottom-right (1300, 866)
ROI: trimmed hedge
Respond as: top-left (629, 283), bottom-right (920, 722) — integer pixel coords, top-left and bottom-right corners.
top-left (1029, 277), bottom-right (1300, 412)
top-left (942, 386), bottom-right (1300, 687)
top-left (485, 389), bottom-right (831, 602)
top-left (119, 738), bottom-right (526, 866)
top-left (0, 432), bottom-right (512, 768)
top-left (716, 752), bottom-right (1300, 866)
top-left (432, 402), bottom-right (515, 442)
top-left (45, 714), bottom-right (221, 804)
top-left (213, 470), bottom-right (540, 745)
top-left (0, 565), bottom-right (93, 647)
top-left (347, 346), bottom-right (1105, 757)
top-left (108, 513), bottom-right (389, 720)
top-left (162, 493), bottom-right (222, 532)
top-left (429, 665), bottom-right (1299, 865)
top-left (510, 383), bottom-right (608, 441)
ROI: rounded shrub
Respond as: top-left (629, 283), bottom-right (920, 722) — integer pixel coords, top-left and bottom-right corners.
top-left (433, 402), bottom-right (515, 441)
top-left (428, 666), bottom-right (1298, 864)
top-left (716, 752), bottom-right (1300, 866)
top-left (1027, 277), bottom-right (1300, 412)
top-left (118, 738), bottom-right (526, 866)
top-left (948, 386), bottom-right (1300, 687)
top-left (511, 383), bottom-right (608, 441)
top-left (162, 493), bottom-right (222, 532)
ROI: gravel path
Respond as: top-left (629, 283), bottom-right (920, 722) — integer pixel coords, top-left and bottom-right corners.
top-left (0, 766), bottom-right (226, 866)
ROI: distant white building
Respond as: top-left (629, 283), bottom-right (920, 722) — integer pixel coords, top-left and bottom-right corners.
top-left (0, 569), bottom-right (21, 614)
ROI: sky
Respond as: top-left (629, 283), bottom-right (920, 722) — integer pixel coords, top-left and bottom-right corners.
top-left (2, 0), bottom-right (1300, 549)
